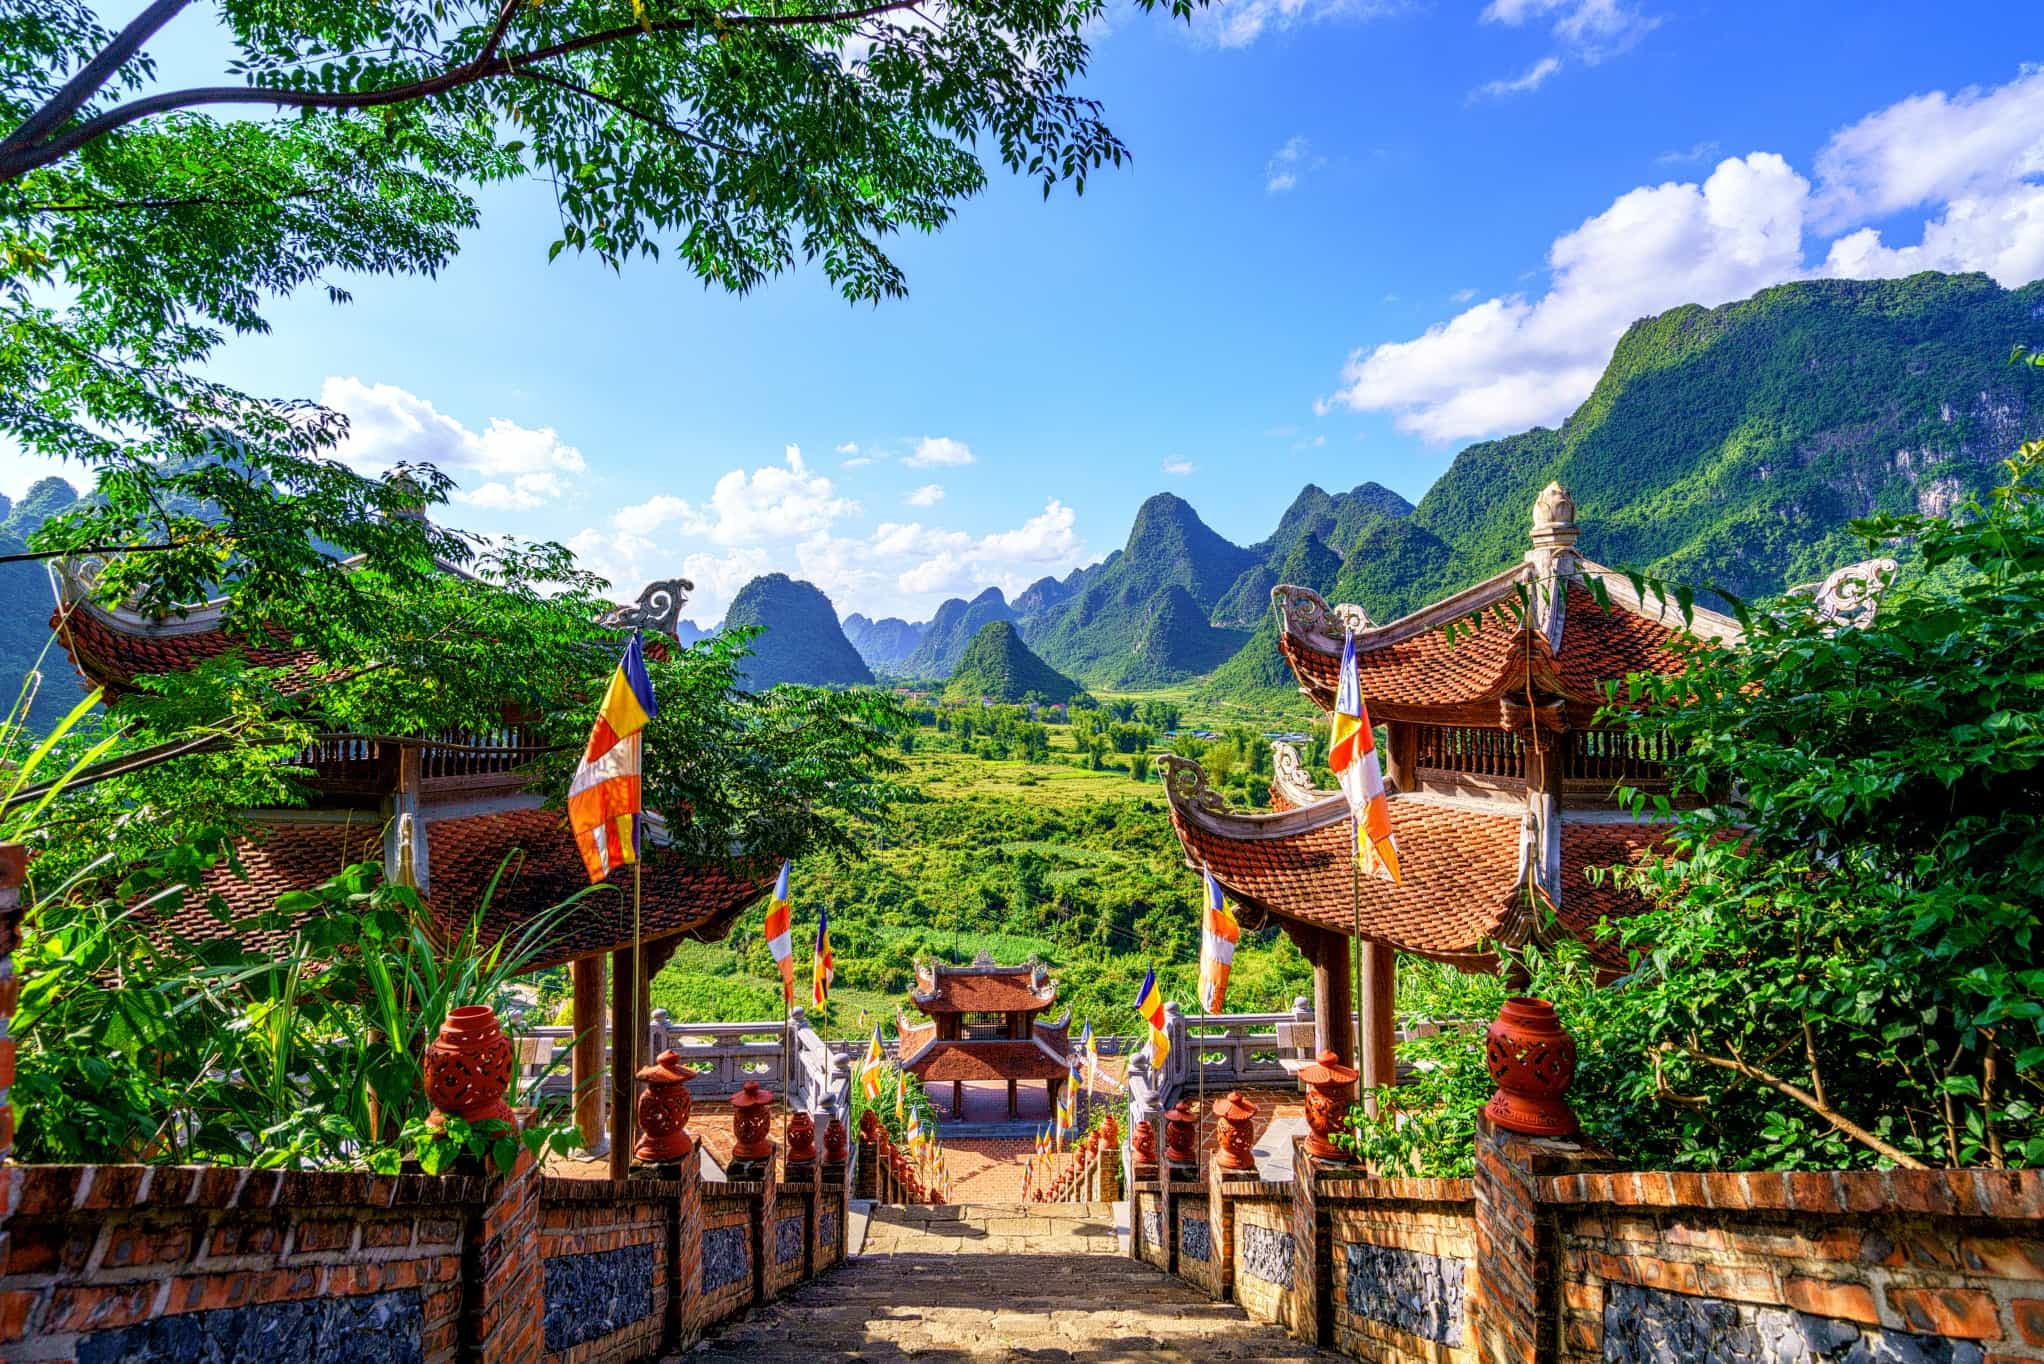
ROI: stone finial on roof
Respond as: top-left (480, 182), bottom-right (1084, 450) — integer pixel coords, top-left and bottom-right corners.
top-left (1530, 481), bottom-right (1579, 551)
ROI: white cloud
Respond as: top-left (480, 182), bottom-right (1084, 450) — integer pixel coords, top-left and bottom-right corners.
top-left (1266, 136), bottom-right (1324, 193)
top-left (322, 377), bottom-right (587, 511)
top-left (906, 483), bottom-right (945, 507)
top-left (1658, 140), bottom-right (1721, 166)
top-left (1162, 459), bottom-right (1196, 477)
top-left (903, 435), bottom-right (975, 468)
top-left (834, 441), bottom-right (860, 455)
top-left (1294, 434), bottom-right (1328, 451)
top-left (609, 444), bottom-right (860, 546)
top-left (841, 456), bottom-right (873, 469)
top-left (1450, 287), bottom-right (1478, 303)
top-left (1470, 55), bottom-right (1562, 102)
top-left (1323, 68), bottom-right (2044, 444)
top-left (1481, 0), bottom-right (1657, 63)
top-left (1198, 0), bottom-right (1408, 50)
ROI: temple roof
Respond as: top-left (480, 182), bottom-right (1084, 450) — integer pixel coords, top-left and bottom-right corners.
top-left (1271, 484), bottom-right (1741, 721)
top-left (157, 807), bottom-right (772, 971)
top-left (1161, 756), bottom-right (1662, 970)
top-left (897, 1012), bottom-right (1074, 1082)
top-left (910, 955), bottom-right (1058, 1015)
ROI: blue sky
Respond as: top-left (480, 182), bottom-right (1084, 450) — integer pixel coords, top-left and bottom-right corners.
top-left (8, 2), bottom-right (2043, 624)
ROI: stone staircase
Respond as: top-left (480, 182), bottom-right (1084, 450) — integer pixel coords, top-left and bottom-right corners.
top-left (682, 1203), bottom-right (1336, 1361)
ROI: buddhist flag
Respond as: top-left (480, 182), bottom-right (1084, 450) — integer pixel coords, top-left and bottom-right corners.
top-left (905, 1104), bottom-right (924, 1152)
top-left (1134, 967), bottom-right (1170, 1072)
top-left (569, 634), bottom-right (658, 882)
top-left (1080, 1022), bottom-right (1098, 1094)
top-left (1329, 631), bottom-right (1403, 883)
top-left (763, 861), bottom-right (795, 1006)
top-left (895, 1074), bottom-right (907, 1129)
top-left (1198, 868), bottom-right (1241, 1014)
top-left (862, 1026), bottom-right (885, 1101)
top-left (812, 906), bottom-right (834, 1008)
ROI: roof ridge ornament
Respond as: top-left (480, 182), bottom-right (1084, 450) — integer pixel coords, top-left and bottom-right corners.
top-left (1789, 558), bottom-right (1897, 629)
top-left (1271, 584), bottom-right (1372, 642)
top-left (603, 578), bottom-right (695, 638)
top-left (1529, 481), bottom-right (1579, 552)
top-left (1270, 740), bottom-right (1328, 807)
top-left (1157, 754), bottom-right (1225, 816)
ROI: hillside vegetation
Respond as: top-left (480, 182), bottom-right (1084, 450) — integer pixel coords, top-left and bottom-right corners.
top-left (942, 621), bottom-right (1086, 704)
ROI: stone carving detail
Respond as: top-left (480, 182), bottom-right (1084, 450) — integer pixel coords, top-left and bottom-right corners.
top-left (1530, 481), bottom-right (1579, 549)
top-left (818, 1212), bottom-right (839, 1249)
top-left (1179, 1215), bottom-right (1212, 1264)
top-left (603, 578), bottom-right (695, 636)
top-left (1270, 741), bottom-right (1327, 806)
top-left (1790, 558), bottom-right (1898, 629)
top-left (701, 1225), bottom-right (748, 1292)
top-left (1602, 1282), bottom-right (1981, 1364)
top-left (1272, 585), bottom-right (1372, 642)
top-left (1140, 1207), bottom-right (1164, 1252)
top-left (1157, 755), bottom-right (1225, 816)
top-left (1343, 1242), bottom-right (1466, 1347)
top-left (774, 1214), bottom-right (805, 1265)
top-left (76, 1291), bottom-right (424, 1364)
top-left (541, 1243), bottom-right (657, 1353)
top-left (1239, 1223), bottom-right (1296, 1288)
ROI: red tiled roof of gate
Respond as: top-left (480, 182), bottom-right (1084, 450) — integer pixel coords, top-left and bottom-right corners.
top-left (905, 1041), bottom-right (1070, 1083)
top-left (51, 605), bottom-right (320, 696)
top-left (1277, 609), bottom-right (1527, 712)
top-left (911, 966), bottom-right (1055, 1014)
top-left (153, 808), bottom-right (770, 970)
top-left (1553, 584), bottom-right (1698, 695)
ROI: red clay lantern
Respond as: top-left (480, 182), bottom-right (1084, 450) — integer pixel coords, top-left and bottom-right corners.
top-left (1131, 1112), bottom-right (1158, 1171)
top-left (1299, 1049), bottom-right (1358, 1161)
top-left (424, 1005), bottom-right (517, 1131)
top-left (823, 1112), bottom-right (849, 1164)
top-left (785, 1108), bottom-right (818, 1166)
top-left (1482, 996), bottom-right (1579, 1137)
top-left (1163, 1099), bottom-right (1199, 1169)
top-left (633, 1049), bottom-right (696, 1162)
top-left (730, 1079), bottom-right (775, 1161)
top-left (1213, 1090), bottom-right (1260, 1173)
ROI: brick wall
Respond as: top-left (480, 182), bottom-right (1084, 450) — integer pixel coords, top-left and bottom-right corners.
top-left (1322, 1176), bottom-right (1476, 1364)
top-left (1138, 1129), bottom-right (2044, 1364)
top-left (1545, 1168), bottom-right (2044, 1364)
top-left (1, 1143), bottom-right (843, 1363)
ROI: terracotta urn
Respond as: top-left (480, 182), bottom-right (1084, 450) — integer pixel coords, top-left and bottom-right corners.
top-left (424, 1005), bottom-right (516, 1131)
top-left (858, 1108), bottom-right (881, 1148)
top-left (1130, 1111), bottom-right (1158, 1170)
top-left (1102, 1113), bottom-right (1119, 1147)
top-left (1163, 1099), bottom-right (1199, 1169)
top-left (633, 1049), bottom-right (696, 1162)
top-left (785, 1108), bottom-right (818, 1167)
top-left (1299, 1049), bottom-right (1359, 1161)
top-left (1213, 1090), bottom-right (1260, 1172)
top-left (730, 1079), bottom-right (775, 1160)
top-left (1481, 996), bottom-right (1580, 1137)
top-left (823, 1112), bottom-right (849, 1164)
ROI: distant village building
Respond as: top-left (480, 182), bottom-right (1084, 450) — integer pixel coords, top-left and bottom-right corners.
top-left (897, 952), bottom-right (1073, 1119)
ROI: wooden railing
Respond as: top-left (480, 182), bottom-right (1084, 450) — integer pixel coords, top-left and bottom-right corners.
top-left (1414, 724), bottom-right (1525, 780)
top-left (1564, 727), bottom-right (1674, 787)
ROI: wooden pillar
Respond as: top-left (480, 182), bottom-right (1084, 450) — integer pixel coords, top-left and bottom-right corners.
top-left (609, 940), bottom-right (639, 1181)
top-left (1385, 720), bottom-right (1418, 794)
top-left (572, 954), bottom-right (606, 1151)
top-left (1006, 1079), bottom-right (1018, 1118)
top-left (1314, 927), bottom-right (1354, 1069)
top-left (952, 1080), bottom-right (963, 1116)
top-left (1361, 941), bottom-right (1397, 1109)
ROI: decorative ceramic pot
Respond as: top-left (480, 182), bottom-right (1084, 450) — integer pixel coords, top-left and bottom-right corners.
top-left (633, 1049), bottom-right (696, 1162)
top-left (1481, 996), bottom-right (1579, 1137)
top-left (785, 1108), bottom-right (818, 1166)
top-left (1130, 1111), bottom-right (1158, 1170)
top-left (1102, 1113), bottom-right (1120, 1147)
top-left (1213, 1091), bottom-right (1260, 1172)
top-left (1163, 1099), bottom-right (1199, 1169)
top-left (823, 1112), bottom-right (849, 1164)
top-left (731, 1079), bottom-right (775, 1160)
top-left (858, 1108), bottom-right (881, 1147)
top-left (1298, 1049), bottom-right (1358, 1161)
top-left (424, 1005), bottom-right (516, 1131)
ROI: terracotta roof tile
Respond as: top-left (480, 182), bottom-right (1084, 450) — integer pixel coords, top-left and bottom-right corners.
top-left (905, 1041), bottom-right (1069, 1083)
top-left (1558, 820), bottom-right (1670, 958)
top-left (154, 809), bottom-right (769, 971)
top-left (1278, 611), bottom-right (1527, 713)
top-left (1553, 585), bottom-right (1694, 697)
top-left (51, 606), bottom-right (319, 697)
top-left (911, 968), bottom-right (1055, 1014)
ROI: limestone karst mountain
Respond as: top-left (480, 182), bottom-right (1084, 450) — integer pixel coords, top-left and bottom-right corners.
top-left (941, 621), bottom-right (1086, 704)
top-left (721, 574), bottom-right (875, 689)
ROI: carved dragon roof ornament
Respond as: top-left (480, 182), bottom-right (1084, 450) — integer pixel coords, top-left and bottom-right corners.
top-left (602, 578), bottom-right (695, 638)
top-left (1158, 753), bottom-right (1226, 817)
top-left (1270, 740), bottom-right (1331, 809)
top-left (1271, 584), bottom-right (1373, 648)
top-left (1789, 558), bottom-right (1897, 629)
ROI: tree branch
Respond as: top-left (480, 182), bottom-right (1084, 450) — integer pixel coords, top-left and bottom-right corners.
top-left (0, 0), bottom-right (927, 183)
top-left (1674, 1043), bottom-right (1929, 1169)
top-left (510, 69), bottom-right (752, 157)
top-left (11, 187), bottom-right (329, 216)
top-left (0, 0), bottom-right (193, 161)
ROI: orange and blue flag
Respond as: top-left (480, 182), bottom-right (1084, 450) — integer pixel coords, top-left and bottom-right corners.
top-left (1134, 967), bottom-right (1170, 1071)
top-left (1329, 631), bottom-right (1403, 883)
top-left (569, 633), bottom-right (658, 882)
top-left (1199, 868), bottom-right (1240, 1014)
top-left (812, 906), bottom-right (834, 1008)
top-left (764, 861), bottom-right (795, 1006)
top-left (862, 1025), bottom-right (886, 1101)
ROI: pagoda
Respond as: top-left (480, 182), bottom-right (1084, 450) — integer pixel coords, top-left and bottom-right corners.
top-left (897, 953), bottom-right (1073, 1119)
top-left (1159, 483), bottom-right (1744, 1095)
top-left (46, 562), bottom-right (770, 1171)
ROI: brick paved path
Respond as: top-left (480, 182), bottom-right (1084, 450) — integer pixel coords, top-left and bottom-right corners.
top-left (682, 1203), bottom-right (1336, 1362)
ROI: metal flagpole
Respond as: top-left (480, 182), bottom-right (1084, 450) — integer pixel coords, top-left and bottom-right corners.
top-left (1352, 809), bottom-right (1364, 1112)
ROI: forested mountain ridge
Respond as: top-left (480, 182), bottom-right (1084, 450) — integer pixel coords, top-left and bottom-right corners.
top-left (721, 574), bottom-right (874, 689)
top-left (902, 587), bottom-right (1016, 677)
top-left (942, 621), bottom-right (1086, 704)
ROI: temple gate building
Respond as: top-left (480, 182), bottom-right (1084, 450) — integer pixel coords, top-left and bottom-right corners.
top-left (897, 954), bottom-right (1074, 1119)
top-left (1159, 483), bottom-right (1744, 1096)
